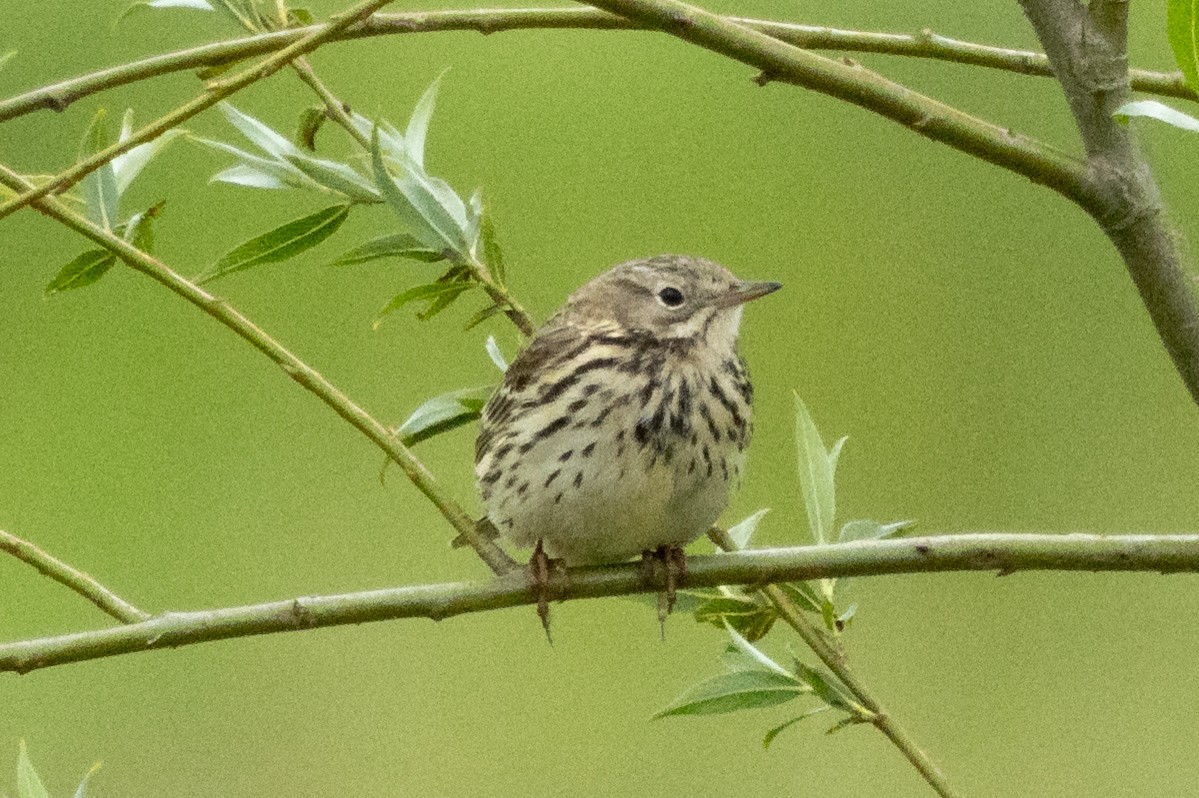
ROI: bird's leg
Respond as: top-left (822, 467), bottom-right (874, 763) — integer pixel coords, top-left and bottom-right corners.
top-left (529, 538), bottom-right (563, 644)
top-left (641, 545), bottom-right (688, 639)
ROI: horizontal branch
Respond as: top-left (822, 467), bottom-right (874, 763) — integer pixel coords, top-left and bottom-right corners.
top-left (0, 529), bottom-right (149, 624)
top-left (4, 533), bottom-right (1198, 675)
top-left (0, 8), bottom-right (1189, 125)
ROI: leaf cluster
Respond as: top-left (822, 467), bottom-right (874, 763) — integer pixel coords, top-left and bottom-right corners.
top-left (5, 742), bottom-right (98, 798)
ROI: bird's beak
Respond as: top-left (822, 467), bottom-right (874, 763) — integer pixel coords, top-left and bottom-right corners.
top-left (716, 280), bottom-right (782, 308)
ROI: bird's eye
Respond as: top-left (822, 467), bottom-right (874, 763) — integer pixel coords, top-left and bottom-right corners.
top-left (657, 287), bottom-right (685, 307)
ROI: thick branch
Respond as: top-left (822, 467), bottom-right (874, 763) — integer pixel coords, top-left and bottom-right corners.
top-left (4, 533), bottom-right (1199, 675)
top-left (0, 162), bottom-right (516, 577)
top-left (0, 0), bottom-right (397, 222)
top-left (1019, 0), bottom-right (1199, 408)
top-left (0, 529), bottom-right (149, 624)
top-left (0, 9), bottom-right (1190, 126)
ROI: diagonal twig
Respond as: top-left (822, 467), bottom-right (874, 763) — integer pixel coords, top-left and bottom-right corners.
top-left (0, 529), bottom-right (149, 624)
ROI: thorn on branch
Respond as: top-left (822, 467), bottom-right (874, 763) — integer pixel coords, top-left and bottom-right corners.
top-left (753, 71), bottom-right (776, 87)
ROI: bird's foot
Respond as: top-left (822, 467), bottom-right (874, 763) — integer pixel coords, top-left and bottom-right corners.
top-left (529, 539), bottom-right (566, 644)
top-left (641, 545), bottom-right (688, 639)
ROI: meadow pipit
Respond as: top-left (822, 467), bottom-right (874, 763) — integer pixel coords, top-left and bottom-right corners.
top-left (475, 255), bottom-right (780, 631)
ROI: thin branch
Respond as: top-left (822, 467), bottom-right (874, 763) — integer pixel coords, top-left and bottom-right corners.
top-left (0, 161), bottom-right (517, 577)
top-left (711, 527), bottom-right (959, 798)
top-left (0, 529), bottom-right (150, 624)
top-left (4, 532), bottom-right (1199, 675)
top-left (1018, 0), bottom-right (1199, 408)
top-left (0, 9), bottom-right (1190, 126)
top-left (0, 0), bottom-right (398, 222)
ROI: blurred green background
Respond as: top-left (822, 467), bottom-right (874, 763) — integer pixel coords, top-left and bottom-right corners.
top-left (3, 1), bottom-right (1199, 795)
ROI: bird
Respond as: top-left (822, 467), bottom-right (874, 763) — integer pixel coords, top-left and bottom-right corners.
top-left (474, 254), bottom-right (780, 634)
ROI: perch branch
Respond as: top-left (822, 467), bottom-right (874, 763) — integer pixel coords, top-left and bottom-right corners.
top-left (0, 9), bottom-right (1190, 125)
top-left (4, 532), bottom-right (1199, 675)
top-left (0, 529), bottom-right (149, 624)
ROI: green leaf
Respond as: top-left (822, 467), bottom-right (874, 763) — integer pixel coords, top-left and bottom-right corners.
top-left (777, 581), bottom-right (821, 613)
top-left (295, 106), bottom-right (326, 151)
top-left (210, 0), bottom-right (265, 30)
top-left (763, 707), bottom-right (831, 749)
top-left (654, 671), bottom-right (806, 719)
top-left (283, 152), bottom-right (380, 202)
top-left (724, 621), bottom-right (793, 677)
top-left (287, 7), bottom-right (313, 26)
top-left (118, 0), bottom-right (213, 24)
top-left (726, 508), bottom-right (769, 550)
top-left (463, 302), bottom-right (507, 331)
top-left (793, 392), bottom-right (839, 545)
top-left (198, 204), bottom-right (350, 283)
top-left (1168, 0), bottom-right (1199, 92)
top-left (45, 250), bottom-right (118, 295)
top-left (826, 714), bottom-right (872, 735)
top-left (372, 280), bottom-right (470, 329)
top-left (193, 136), bottom-right (320, 191)
top-left (118, 200), bottom-right (165, 254)
top-left (694, 596), bottom-right (776, 641)
top-left (369, 126), bottom-right (470, 258)
top-left (111, 111), bottom-right (185, 196)
top-left (1114, 99), bottom-right (1199, 133)
top-left (0, 51), bottom-right (16, 72)
top-left (395, 385), bottom-right (494, 446)
top-left (793, 661), bottom-right (856, 713)
top-left (485, 335), bottom-right (508, 372)
top-left (837, 519), bottom-right (916, 543)
top-left (16, 741), bottom-right (49, 798)
top-left (479, 204), bottom-right (507, 288)
top-left (79, 110), bottom-right (120, 230)
top-left (330, 233), bottom-right (443, 267)
top-left (210, 163), bottom-right (288, 189)
top-left (220, 103), bottom-right (300, 160)
top-left (403, 71), bottom-right (446, 171)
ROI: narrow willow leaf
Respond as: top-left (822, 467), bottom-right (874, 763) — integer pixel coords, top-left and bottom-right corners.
top-left (836, 603), bottom-right (858, 629)
top-left (395, 385), bottom-right (495, 446)
top-left (485, 335), bottom-right (508, 372)
top-left (193, 136), bottom-right (319, 190)
top-left (199, 204), bottom-right (350, 283)
top-left (118, 0), bottom-right (212, 23)
top-left (330, 233), bottom-right (443, 267)
top-left (763, 707), bottom-right (831, 749)
top-left (283, 152), bottom-right (380, 202)
top-left (112, 113), bottom-right (185, 196)
top-left (295, 106), bottom-right (326, 151)
top-left (16, 741), bottom-right (49, 798)
top-left (837, 519), bottom-right (916, 543)
top-left (463, 302), bottom-right (507, 331)
top-left (1114, 99), bottom-right (1199, 133)
top-left (119, 200), bottom-right (165, 254)
top-left (479, 204), bottom-right (507, 288)
top-left (464, 188), bottom-right (483, 252)
top-left (826, 715), bottom-right (872, 735)
top-left (727, 508), bottom-right (769, 550)
top-left (79, 110), bottom-right (120, 230)
top-left (373, 281), bottom-right (470, 328)
top-left (0, 51), bottom-right (16, 72)
top-left (370, 128), bottom-right (469, 257)
top-left (724, 621), bottom-right (793, 677)
top-left (404, 72), bottom-right (446, 171)
top-left (211, 163), bottom-right (288, 189)
top-left (694, 596), bottom-right (776, 642)
top-left (220, 103), bottom-right (300, 160)
top-left (71, 763), bottom-right (102, 798)
top-left (654, 671), bottom-right (806, 719)
top-left (418, 280), bottom-right (471, 321)
top-left (793, 661), bottom-right (855, 713)
top-left (46, 250), bottom-right (117, 295)
top-left (210, 0), bottom-right (263, 29)
top-left (793, 392), bottom-right (837, 545)
top-left (1168, 0), bottom-right (1199, 91)
top-left (777, 581), bottom-right (821, 613)
top-left (287, 7), bottom-right (313, 25)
